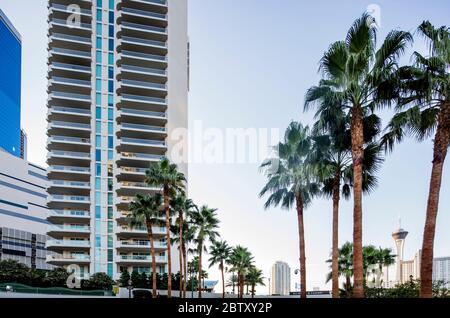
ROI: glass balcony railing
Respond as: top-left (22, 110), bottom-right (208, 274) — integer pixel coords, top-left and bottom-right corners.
top-left (50, 121), bottom-right (91, 130)
top-left (51, 209), bottom-right (90, 217)
top-left (119, 226), bottom-right (165, 234)
top-left (51, 33), bottom-right (91, 44)
top-left (50, 4), bottom-right (92, 15)
top-left (120, 152), bottom-right (164, 160)
top-left (120, 167), bottom-right (147, 174)
top-left (49, 195), bottom-right (90, 202)
top-left (121, 137), bottom-right (166, 146)
top-left (51, 180), bottom-right (90, 187)
top-left (52, 62), bottom-right (91, 72)
top-left (122, 79), bottom-right (166, 90)
top-left (121, 122), bottom-right (166, 132)
top-left (50, 91), bottom-right (91, 101)
top-left (121, 50), bottom-right (167, 61)
top-left (121, 7), bottom-right (166, 20)
top-left (121, 181), bottom-right (152, 188)
top-left (49, 150), bottom-right (90, 158)
top-left (51, 47), bottom-right (91, 58)
top-left (121, 64), bottom-right (166, 76)
top-left (51, 76), bottom-right (91, 86)
top-left (121, 22), bottom-right (166, 34)
top-left (50, 165), bottom-right (90, 173)
top-left (47, 254), bottom-right (90, 262)
top-left (50, 136), bottom-right (90, 144)
top-left (140, 0), bottom-right (168, 6)
top-left (46, 240), bottom-right (91, 248)
top-left (119, 241), bottom-right (166, 248)
top-left (119, 255), bottom-right (167, 262)
top-left (120, 108), bottom-right (166, 118)
top-left (121, 36), bottom-right (167, 48)
top-left (50, 18), bottom-right (91, 30)
top-left (121, 94), bottom-right (166, 104)
top-left (50, 106), bottom-right (91, 115)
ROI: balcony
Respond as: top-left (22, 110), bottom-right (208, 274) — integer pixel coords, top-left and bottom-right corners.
top-left (49, 106), bottom-right (91, 117)
top-left (49, 76), bottom-right (91, 88)
top-left (117, 240), bottom-right (166, 250)
top-left (47, 209), bottom-right (90, 223)
top-left (121, 6), bottom-right (167, 22)
top-left (117, 108), bottom-right (166, 128)
top-left (47, 224), bottom-right (91, 237)
top-left (50, 62), bottom-right (91, 74)
top-left (49, 3), bottom-right (92, 17)
top-left (48, 165), bottom-right (90, 175)
top-left (116, 225), bottom-right (166, 237)
top-left (117, 137), bottom-right (166, 157)
top-left (46, 254), bottom-right (90, 264)
top-left (48, 150), bottom-right (90, 162)
top-left (118, 166), bottom-right (147, 176)
top-left (46, 239), bottom-right (91, 250)
top-left (48, 195), bottom-right (90, 205)
top-left (117, 255), bottom-right (167, 264)
top-left (50, 32), bottom-right (91, 46)
top-left (117, 152), bottom-right (163, 166)
top-left (49, 180), bottom-right (90, 189)
top-left (49, 18), bottom-right (91, 31)
top-left (49, 47), bottom-right (91, 61)
top-left (49, 91), bottom-right (91, 103)
top-left (121, 79), bottom-right (166, 91)
top-left (48, 121), bottom-right (90, 131)
top-left (119, 50), bottom-right (167, 69)
top-left (120, 137), bottom-right (166, 147)
top-left (48, 136), bottom-right (90, 147)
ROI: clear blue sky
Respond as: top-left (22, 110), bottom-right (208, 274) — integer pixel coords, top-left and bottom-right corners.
top-left (1, 0), bottom-right (449, 292)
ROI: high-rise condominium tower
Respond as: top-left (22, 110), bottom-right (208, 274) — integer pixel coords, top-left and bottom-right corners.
top-left (270, 261), bottom-right (291, 296)
top-left (46, 0), bottom-right (188, 280)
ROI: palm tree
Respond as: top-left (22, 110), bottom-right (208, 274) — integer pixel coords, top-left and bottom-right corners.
top-left (209, 240), bottom-right (232, 298)
top-left (260, 122), bottom-right (320, 298)
top-left (309, 114), bottom-right (382, 297)
top-left (171, 195), bottom-right (197, 297)
top-left (228, 246), bottom-right (254, 298)
top-left (381, 22), bottom-right (450, 298)
top-left (128, 193), bottom-right (164, 298)
top-left (326, 242), bottom-right (353, 297)
top-left (304, 13), bottom-right (412, 297)
top-left (191, 206), bottom-right (220, 298)
top-left (226, 273), bottom-right (239, 295)
top-left (374, 247), bottom-right (395, 287)
top-left (246, 267), bottom-right (265, 298)
top-left (182, 222), bottom-right (197, 297)
top-left (145, 158), bottom-right (186, 298)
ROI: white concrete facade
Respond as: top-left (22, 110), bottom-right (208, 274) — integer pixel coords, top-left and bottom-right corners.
top-left (46, 0), bottom-right (188, 279)
top-left (270, 261), bottom-right (291, 296)
top-left (0, 149), bottom-right (51, 269)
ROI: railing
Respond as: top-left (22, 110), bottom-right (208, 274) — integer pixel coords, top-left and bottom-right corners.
top-left (122, 79), bottom-right (166, 90)
top-left (50, 3), bottom-right (92, 15)
top-left (50, 18), bottom-right (91, 29)
top-left (50, 136), bottom-right (90, 144)
top-left (51, 47), bottom-right (91, 58)
top-left (121, 22), bottom-right (166, 34)
top-left (121, 94), bottom-right (166, 104)
top-left (49, 195), bottom-right (90, 202)
top-left (119, 226), bottom-right (166, 234)
top-left (120, 152), bottom-right (163, 160)
top-left (139, 0), bottom-right (168, 6)
top-left (50, 165), bottom-right (90, 173)
top-left (121, 50), bottom-right (167, 61)
top-left (120, 108), bottom-right (166, 118)
top-left (48, 224), bottom-right (90, 231)
top-left (52, 62), bottom-right (91, 72)
top-left (119, 241), bottom-right (167, 248)
top-left (50, 106), bottom-right (91, 115)
top-left (121, 122), bottom-right (166, 132)
top-left (50, 91), bottom-right (91, 101)
top-left (121, 7), bottom-right (166, 20)
top-left (120, 182), bottom-right (153, 188)
top-left (51, 76), bottom-right (91, 86)
top-left (50, 121), bottom-right (91, 129)
top-left (46, 240), bottom-right (90, 248)
top-left (121, 64), bottom-right (166, 76)
top-left (47, 254), bottom-right (90, 261)
top-left (51, 180), bottom-right (90, 187)
top-left (49, 150), bottom-right (90, 158)
top-left (119, 167), bottom-right (147, 174)
top-left (119, 255), bottom-right (167, 262)
top-left (51, 33), bottom-right (91, 44)
top-left (121, 137), bottom-right (166, 146)
top-left (50, 209), bottom-right (90, 217)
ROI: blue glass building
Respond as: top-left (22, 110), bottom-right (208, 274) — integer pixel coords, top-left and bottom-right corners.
top-left (0, 9), bottom-right (21, 157)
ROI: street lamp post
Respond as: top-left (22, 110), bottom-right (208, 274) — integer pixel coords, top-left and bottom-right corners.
top-left (128, 278), bottom-right (132, 299)
top-left (294, 269), bottom-right (300, 293)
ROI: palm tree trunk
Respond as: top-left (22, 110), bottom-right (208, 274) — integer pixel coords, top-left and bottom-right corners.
top-left (345, 274), bottom-right (351, 297)
top-left (221, 261), bottom-right (225, 299)
top-left (183, 247), bottom-right (187, 297)
top-left (251, 283), bottom-right (255, 298)
top-left (350, 106), bottom-right (365, 298)
top-left (420, 105), bottom-right (450, 298)
top-left (163, 186), bottom-right (172, 298)
top-left (147, 222), bottom-right (157, 298)
top-left (332, 171), bottom-right (341, 298)
top-left (198, 244), bottom-right (203, 298)
top-left (296, 195), bottom-right (307, 299)
top-left (178, 211), bottom-right (184, 297)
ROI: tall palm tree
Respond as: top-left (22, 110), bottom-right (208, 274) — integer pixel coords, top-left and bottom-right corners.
top-left (260, 122), bottom-right (320, 298)
top-left (145, 158), bottom-right (186, 298)
top-left (209, 240), bottom-right (232, 299)
top-left (182, 222), bottom-right (197, 297)
top-left (128, 193), bottom-right (164, 298)
top-left (228, 246), bottom-right (254, 298)
top-left (246, 267), bottom-right (265, 298)
top-left (171, 195), bottom-right (197, 297)
top-left (309, 114), bottom-right (382, 297)
top-left (191, 206), bottom-right (220, 298)
top-left (382, 22), bottom-right (450, 298)
top-left (304, 13), bottom-right (412, 297)
top-left (226, 273), bottom-right (238, 295)
top-left (374, 247), bottom-right (395, 287)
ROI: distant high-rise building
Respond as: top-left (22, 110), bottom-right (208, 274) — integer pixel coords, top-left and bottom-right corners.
top-left (270, 261), bottom-right (291, 296)
top-left (45, 0), bottom-right (188, 279)
top-left (0, 9), bottom-right (22, 158)
top-left (432, 257), bottom-right (450, 288)
top-left (20, 129), bottom-right (27, 160)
